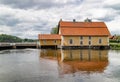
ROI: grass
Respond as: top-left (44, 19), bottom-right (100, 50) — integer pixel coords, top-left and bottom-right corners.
top-left (110, 42), bottom-right (120, 50)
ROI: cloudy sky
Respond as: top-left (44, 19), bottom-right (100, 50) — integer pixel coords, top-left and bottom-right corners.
top-left (0, 0), bottom-right (120, 39)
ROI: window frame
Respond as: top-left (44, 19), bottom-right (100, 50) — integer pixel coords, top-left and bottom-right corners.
top-left (54, 40), bottom-right (56, 44)
top-left (80, 41), bottom-right (83, 45)
top-left (80, 36), bottom-right (83, 40)
top-left (89, 41), bottom-right (91, 45)
top-left (99, 38), bottom-right (102, 44)
top-left (69, 39), bottom-right (73, 44)
top-left (89, 36), bottom-right (91, 40)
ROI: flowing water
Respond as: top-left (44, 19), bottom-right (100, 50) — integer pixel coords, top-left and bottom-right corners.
top-left (0, 49), bottom-right (120, 82)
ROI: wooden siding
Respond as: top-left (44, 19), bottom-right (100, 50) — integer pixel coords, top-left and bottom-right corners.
top-left (40, 40), bottom-right (61, 46)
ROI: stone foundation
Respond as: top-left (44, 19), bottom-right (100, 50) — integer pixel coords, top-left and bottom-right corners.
top-left (61, 46), bottom-right (110, 50)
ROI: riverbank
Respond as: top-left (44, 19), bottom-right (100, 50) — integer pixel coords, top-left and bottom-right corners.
top-left (110, 43), bottom-right (120, 50)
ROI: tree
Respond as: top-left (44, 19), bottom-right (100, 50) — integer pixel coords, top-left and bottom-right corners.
top-left (0, 34), bottom-right (36, 42)
top-left (51, 26), bottom-right (58, 34)
top-left (0, 34), bottom-right (22, 42)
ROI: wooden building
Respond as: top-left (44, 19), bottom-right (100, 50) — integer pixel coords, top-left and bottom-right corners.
top-left (38, 34), bottom-right (61, 49)
top-left (38, 19), bottom-right (111, 49)
top-left (58, 20), bottom-right (111, 49)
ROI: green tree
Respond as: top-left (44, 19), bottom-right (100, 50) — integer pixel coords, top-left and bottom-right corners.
top-left (23, 38), bottom-right (36, 42)
top-left (0, 34), bottom-right (37, 42)
top-left (0, 34), bottom-right (22, 42)
top-left (51, 26), bottom-right (58, 34)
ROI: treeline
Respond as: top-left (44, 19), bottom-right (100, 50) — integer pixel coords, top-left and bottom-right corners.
top-left (0, 34), bottom-right (36, 42)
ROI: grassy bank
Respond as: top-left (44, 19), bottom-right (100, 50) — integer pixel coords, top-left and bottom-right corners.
top-left (110, 43), bottom-right (120, 50)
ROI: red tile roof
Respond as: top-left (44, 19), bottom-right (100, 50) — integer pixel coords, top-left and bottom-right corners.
top-left (60, 21), bottom-right (107, 27)
top-left (38, 34), bottom-right (61, 40)
top-left (59, 21), bottom-right (111, 36)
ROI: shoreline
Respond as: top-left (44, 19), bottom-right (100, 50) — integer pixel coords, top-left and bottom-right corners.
top-left (110, 43), bottom-right (120, 50)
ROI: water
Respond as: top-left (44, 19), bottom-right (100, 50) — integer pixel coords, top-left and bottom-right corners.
top-left (0, 49), bottom-right (120, 82)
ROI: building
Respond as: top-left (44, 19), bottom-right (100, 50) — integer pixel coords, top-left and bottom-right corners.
top-left (58, 20), bottom-right (111, 49)
top-left (38, 34), bottom-right (61, 49)
top-left (38, 19), bottom-right (111, 49)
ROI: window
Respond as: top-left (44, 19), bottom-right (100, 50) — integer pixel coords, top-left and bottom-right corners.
top-left (54, 40), bottom-right (56, 43)
top-left (89, 36), bottom-right (91, 40)
top-left (69, 39), bottom-right (73, 44)
top-left (89, 41), bottom-right (91, 45)
top-left (80, 41), bottom-right (83, 45)
top-left (80, 36), bottom-right (83, 40)
top-left (99, 39), bottom-right (102, 44)
top-left (43, 40), bottom-right (46, 44)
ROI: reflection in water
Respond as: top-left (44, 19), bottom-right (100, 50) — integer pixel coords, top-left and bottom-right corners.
top-left (40, 49), bottom-right (108, 75)
top-left (40, 49), bottom-right (61, 61)
top-left (60, 50), bottom-right (108, 74)
top-left (1, 49), bottom-right (119, 82)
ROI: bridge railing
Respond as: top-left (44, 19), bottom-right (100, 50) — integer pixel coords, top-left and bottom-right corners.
top-left (0, 42), bottom-right (38, 46)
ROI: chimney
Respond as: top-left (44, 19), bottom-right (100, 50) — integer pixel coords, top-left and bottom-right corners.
top-left (73, 19), bottom-right (76, 22)
top-left (60, 18), bottom-right (62, 21)
top-left (84, 18), bottom-right (92, 22)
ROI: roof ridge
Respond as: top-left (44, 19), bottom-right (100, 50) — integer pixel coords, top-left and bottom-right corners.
top-left (60, 21), bottom-right (104, 23)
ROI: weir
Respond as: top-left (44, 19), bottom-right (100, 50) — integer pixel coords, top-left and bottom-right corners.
top-left (0, 42), bottom-right (38, 50)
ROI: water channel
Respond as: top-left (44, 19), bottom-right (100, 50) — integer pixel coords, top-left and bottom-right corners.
top-left (0, 49), bottom-right (120, 82)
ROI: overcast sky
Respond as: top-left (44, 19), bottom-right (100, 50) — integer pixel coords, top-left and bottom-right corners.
top-left (0, 0), bottom-right (120, 39)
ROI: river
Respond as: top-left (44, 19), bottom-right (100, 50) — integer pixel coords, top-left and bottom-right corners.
top-left (0, 49), bottom-right (120, 82)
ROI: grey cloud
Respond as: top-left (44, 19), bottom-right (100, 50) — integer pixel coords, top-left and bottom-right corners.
top-left (103, 1), bottom-right (120, 10)
top-left (0, 0), bottom-right (83, 9)
top-left (33, 25), bottom-right (47, 31)
top-left (0, 11), bottom-right (51, 38)
top-left (0, 0), bottom-right (119, 39)
top-left (0, 14), bottom-right (20, 26)
top-left (97, 16), bottom-right (115, 22)
top-left (10, 21), bottom-right (51, 38)
top-left (111, 30), bottom-right (120, 35)
top-left (104, 5), bottom-right (120, 10)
